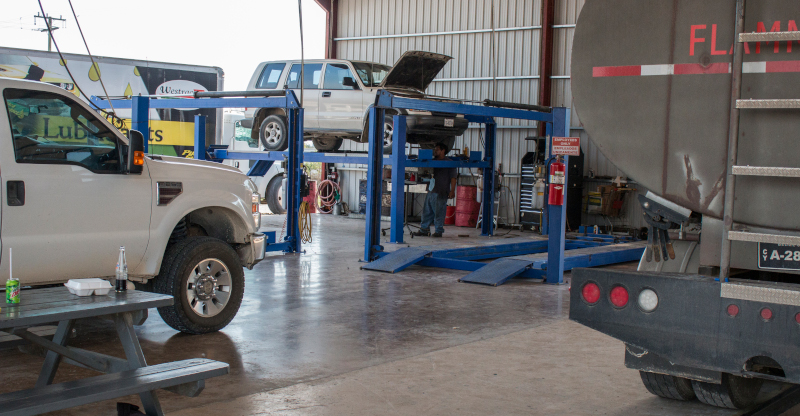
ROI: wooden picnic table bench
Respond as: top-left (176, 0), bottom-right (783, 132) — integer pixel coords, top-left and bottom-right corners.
top-left (0, 287), bottom-right (229, 416)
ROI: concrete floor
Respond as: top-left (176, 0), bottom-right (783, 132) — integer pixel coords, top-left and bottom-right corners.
top-left (0, 215), bottom-right (792, 415)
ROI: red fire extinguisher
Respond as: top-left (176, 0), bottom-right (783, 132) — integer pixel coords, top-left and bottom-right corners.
top-left (548, 158), bottom-right (566, 206)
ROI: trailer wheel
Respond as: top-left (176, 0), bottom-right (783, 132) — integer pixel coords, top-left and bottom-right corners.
top-left (154, 237), bottom-right (245, 335)
top-left (691, 374), bottom-right (762, 409)
top-left (639, 371), bottom-right (696, 401)
top-left (265, 175), bottom-right (286, 215)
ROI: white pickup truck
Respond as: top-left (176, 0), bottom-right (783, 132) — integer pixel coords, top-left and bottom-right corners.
top-left (1, 78), bottom-right (265, 334)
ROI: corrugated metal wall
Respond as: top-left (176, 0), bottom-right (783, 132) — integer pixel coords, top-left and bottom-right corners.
top-left (333, 0), bottom-right (646, 229)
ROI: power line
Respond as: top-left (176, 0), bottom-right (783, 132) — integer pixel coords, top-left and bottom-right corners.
top-left (33, 12), bottom-right (66, 52)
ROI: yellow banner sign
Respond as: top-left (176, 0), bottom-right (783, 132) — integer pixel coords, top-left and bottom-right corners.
top-left (18, 114), bottom-right (195, 147)
top-left (117, 119), bottom-right (195, 146)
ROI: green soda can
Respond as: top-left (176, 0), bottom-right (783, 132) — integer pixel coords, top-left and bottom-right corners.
top-left (6, 279), bottom-right (20, 304)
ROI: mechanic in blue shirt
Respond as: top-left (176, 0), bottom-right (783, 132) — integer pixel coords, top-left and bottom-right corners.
top-left (413, 142), bottom-right (457, 237)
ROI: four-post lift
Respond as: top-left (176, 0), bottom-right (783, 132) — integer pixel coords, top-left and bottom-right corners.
top-left (361, 90), bottom-right (578, 285)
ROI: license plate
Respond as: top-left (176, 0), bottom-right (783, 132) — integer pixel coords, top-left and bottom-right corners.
top-left (758, 243), bottom-right (800, 271)
top-left (444, 118), bottom-right (454, 127)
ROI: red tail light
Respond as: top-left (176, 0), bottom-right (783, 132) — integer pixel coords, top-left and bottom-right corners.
top-left (610, 286), bottom-right (629, 308)
top-left (761, 308), bottom-right (773, 321)
top-left (727, 304), bottom-right (739, 317)
top-left (796, 312), bottom-right (800, 324)
top-left (582, 282), bottom-right (601, 304)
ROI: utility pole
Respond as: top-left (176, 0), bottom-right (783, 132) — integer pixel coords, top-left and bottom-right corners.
top-left (33, 13), bottom-right (66, 52)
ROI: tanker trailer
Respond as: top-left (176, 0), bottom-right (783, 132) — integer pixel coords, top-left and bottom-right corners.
top-left (568, 0), bottom-right (800, 409)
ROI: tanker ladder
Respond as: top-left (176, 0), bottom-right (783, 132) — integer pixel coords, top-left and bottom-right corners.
top-left (719, 0), bottom-right (800, 281)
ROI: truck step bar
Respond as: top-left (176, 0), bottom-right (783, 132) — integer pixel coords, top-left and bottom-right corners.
top-left (727, 231), bottom-right (800, 246)
top-left (735, 99), bottom-right (800, 109)
top-left (738, 31), bottom-right (800, 43)
top-left (732, 166), bottom-right (800, 178)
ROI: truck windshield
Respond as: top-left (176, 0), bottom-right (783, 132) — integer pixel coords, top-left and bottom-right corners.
top-left (4, 89), bottom-right (122, 173)
top-left (351, 62), bottom-right (392, 87)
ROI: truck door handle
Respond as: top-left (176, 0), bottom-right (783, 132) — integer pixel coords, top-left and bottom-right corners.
top-left (7, 181), bottom-right (24, 206)
top-left (322, 91), bottom-right (331, 97)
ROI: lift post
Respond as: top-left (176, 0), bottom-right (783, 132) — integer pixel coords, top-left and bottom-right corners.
top-left (91, 92), bottom-right (304, 254)
top-left (364, 106), bottom-right (387, 262)
top-left (546, 107), bottom-right (570, 284)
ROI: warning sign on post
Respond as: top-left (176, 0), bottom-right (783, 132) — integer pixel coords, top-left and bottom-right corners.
top-left (552, 137), bottom-right (581, 156)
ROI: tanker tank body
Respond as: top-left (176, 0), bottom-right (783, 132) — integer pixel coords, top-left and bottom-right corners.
top-left (568, 0), bottom-right (800, 410)
top-left (571, 0), bottom-right (800, 275)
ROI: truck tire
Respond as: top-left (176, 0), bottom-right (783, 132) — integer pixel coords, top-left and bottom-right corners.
top-left (312, 137), bottom-right (343, 151)
top-left (639, 371), bottom-right (696, 401)
top-left (691, 374), bottom-right (763, 409)
top-left (154, 237), bottom-right (245, 334)
top-left (362, 113), bottom-right (395, 154)
top-left (259, 115), bottom-right (288, 151)
top-left (382, 115), bottom-right (394, 154)
top-left (266, 175), bottom-right (286, 214)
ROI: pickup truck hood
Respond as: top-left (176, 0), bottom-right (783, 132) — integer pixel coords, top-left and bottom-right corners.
top-left (146, 155), bottom-right (249, 181)
top-left (148, 155), bottom-right (240, 173)
top-left (380, 51), bottom-right (452, 93)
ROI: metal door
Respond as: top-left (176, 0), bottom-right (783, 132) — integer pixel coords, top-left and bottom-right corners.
top-left (319, 63), bottom-right (364, 133)
top-left (0, 86), bottom-right (152, 285)
top-left (286, 63), bottom-right (322, 129)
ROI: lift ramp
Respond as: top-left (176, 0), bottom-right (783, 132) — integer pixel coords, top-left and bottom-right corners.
top-left (361, 247), bottom-right (433, 273)
top-left (458, 242), bottom-right (646, 286)
top-left (458, 258), bottom-right (534, 286)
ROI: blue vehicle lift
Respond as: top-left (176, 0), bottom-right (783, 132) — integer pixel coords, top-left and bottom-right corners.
top-left (91, 91), bottom-right (305, 254)
top-left (357, 91), bottom-right (647, 286)
top-left (361, 90), bottom-right (584, 284)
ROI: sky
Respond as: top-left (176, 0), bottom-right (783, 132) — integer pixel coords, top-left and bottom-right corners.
top-left (0, 0), bottom-right (327, 91)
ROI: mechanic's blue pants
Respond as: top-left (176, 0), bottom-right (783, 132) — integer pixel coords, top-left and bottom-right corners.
top-left (420, 192), bottom-right (447, 235)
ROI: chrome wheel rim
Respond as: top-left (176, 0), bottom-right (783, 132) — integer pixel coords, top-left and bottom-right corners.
top-left (383, 122), bottom-right (393, 147)
top-left (264, 121), bottom-right (282, 146)
top-left (185, 258), bottom-right (232, 318)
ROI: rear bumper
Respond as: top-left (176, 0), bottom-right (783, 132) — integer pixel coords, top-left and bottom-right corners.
top-left (406, 115), bottom-right (469, 137)
top-left (569, 268), bottom-right (800, 383)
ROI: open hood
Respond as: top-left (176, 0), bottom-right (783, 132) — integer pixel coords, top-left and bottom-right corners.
top-left (380, 51), bottom-right (452, 92)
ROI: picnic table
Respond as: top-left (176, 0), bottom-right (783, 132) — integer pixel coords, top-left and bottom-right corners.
top-left (0, 287), bottom-right (229, 416)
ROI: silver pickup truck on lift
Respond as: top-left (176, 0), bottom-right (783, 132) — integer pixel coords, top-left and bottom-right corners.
top-left (242, 51), bottom-right (469, 154)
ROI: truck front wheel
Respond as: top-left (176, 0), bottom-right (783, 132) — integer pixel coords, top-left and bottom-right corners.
top-left (154, 237), bottom-right (245, 334)
top-left (259, 115), bottom-right (289, 151)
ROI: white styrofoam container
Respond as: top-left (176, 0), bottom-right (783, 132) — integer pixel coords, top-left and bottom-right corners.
top-left (64, 278), bottom-right (113, 296)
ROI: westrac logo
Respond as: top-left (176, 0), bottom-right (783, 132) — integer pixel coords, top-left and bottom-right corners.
top-left (155, 80), bottom-right (208, 110)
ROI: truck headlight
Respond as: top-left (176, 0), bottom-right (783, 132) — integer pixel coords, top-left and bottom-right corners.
top-left (252, 193), bottom-right (261, 229)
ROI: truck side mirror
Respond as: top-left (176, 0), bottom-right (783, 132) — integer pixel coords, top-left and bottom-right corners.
top-left (343, 77), bottom-right (360, 89)
top-left (126, 130), bottom-right (145, 174)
